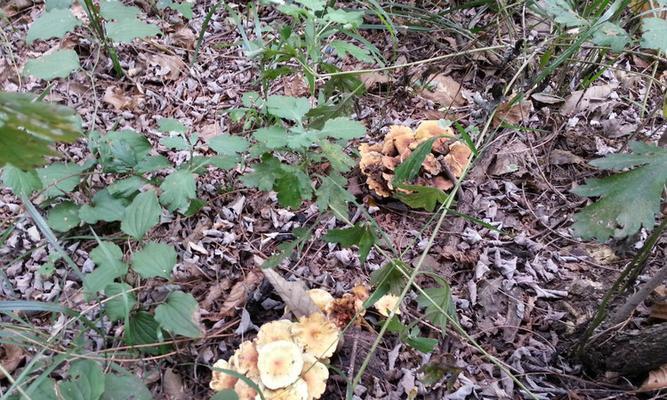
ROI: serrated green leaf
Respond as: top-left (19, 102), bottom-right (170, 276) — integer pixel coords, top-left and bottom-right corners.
top-left (37, 163), bottom-right (84, 198)
top-left (253, 126), bottom-right (288, 149)
top-left (403, 328), bottom-right (438, 353)
top-left (59, 360), bottom-right (105, 400)
top-left (394, 184), bottom-right (449, 212)
top-left (101, 374), bottom-right (152, 400)
top-left (107, 176), bottom-right (145, 198)
top-left (393, 137), bottom-right (436, 185)
top-left (24, 49), bottom-right (80, 80)
top-left (159, 136), bottom-right (189, 150)
top-left (572, 141), bottom-right (667, 241)
top-left (318, 116), bottom-right (366, 140)
top-left (320, 141), bottom-right (355, 172)
top-left (120, 190), bottom-right (161, 239)
top-left (190, 155), bottom-right (239, 172)
top-left (417, 278), bottom-right (457, 331)
top-left (159, 170), bottom-right (196, 213)
top-left (131, 242), bottom-right (177, 279)
top-left (84, 258), bottom-right (128, 296)
top-left (157, 118), bottom-right (186, 133)
top-left (592, 22), bottom-right (629, 53)
top-left (316, 172), bottom-right (354, 215)
top-left (541, 0), bottom-right (586, 28)
top-left (93, 130), bottom-right (151, 173)
top-left (90, 241), bottom-right (123, 264)
top-left (79, 190), bottom-right (126, 224)
top-left (208, 135), bottom-right (250, 155)
top-left (100, 0), bottom-right (141, 19)
top-left (370, 260), bottom-right (411, 295)
top-left (274, 172), bottom-right (302, 208)
top-left (330, 40), bottom-right (373, 63)
top-left (106, 18), bottom-right (160, 43)
top-left (26, 8), bottom-right (81, 43)
top-left (324, 9), bottom-right (364, 27)
top-left (104, 283), bottom-right (136, 322)
top-left (47, 201), bottom-right (80, 232)
top-left (134, 155), bottom-right (171, 174)
top-left (154, 291), bottom-right (203, 338)
top-left (286, 127), bottom-right (316, 150)
top-left (2, 165), bottom-right (42, 196)
top-left (240, 154), bottom-right (282, 191)
top-left (641, 17), bottom-right (667, 52)
top-left (296, 0), bottom-right (325, 11)
top-left (266, 95), bottom-right (311, 122)
top-left (124, 311), bottom-right (171, 355)
top-left (324, 223), bottom-right (376, 264)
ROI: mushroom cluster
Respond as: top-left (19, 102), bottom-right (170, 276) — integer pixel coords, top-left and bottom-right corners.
top-left (210, 287), bottom-right (400, 399)
top-left (359, 120), bottom-right (472, 197)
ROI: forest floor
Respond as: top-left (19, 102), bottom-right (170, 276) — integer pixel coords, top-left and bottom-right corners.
top-left (1, 1), bottom-right (666, 400)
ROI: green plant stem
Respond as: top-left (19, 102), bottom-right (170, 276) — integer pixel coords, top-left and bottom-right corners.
top-left (192, 0), bottom-right (225, 65)
top-left (80, 0), bottom-right (123, 77)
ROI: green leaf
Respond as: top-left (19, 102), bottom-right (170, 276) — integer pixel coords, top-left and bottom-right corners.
top-left (133, 155), bottom-right (171, 174)
top-left (592, 22), bottom-right (629, 53)
top-left (541, 0), bottom-right (586, 28)
top-left (286, 127), bottom-right (316, 150)
top-left (24, 49), bottom-right (80, 80)
top-left (154, 290), bottom-right (203, 338)
top-left (370, 260), bottom-right (410, 295)
top-left (572, 141), bottom-right (667, 241)
top-left (240, 154), bottom-right (282, 191)
top-left (318, 116), bottom-right (366, 140)
top-left (124, 311), bottom-right (172, 355)
top-left (84, 258), bottom-right (128, 297)
top-left (330, 40), bottom-right (373, 63)
top-left (266, 95), bottom-right (311, 122)
top-left (274, 172), bottom-right (302, 208)
top-left (324, 9), bottom-right (364, 27)
top-left (393, 137), bottom-right (436, 185)
top-left (26, 8), bottom-right (81, 43)
top-left (37, 163), bottom-right (84, 198)
top-left (106, 18), bottom-right (160, 43)
top-left (2, 165), bottom-right (42, 196)
top-left (159, 136), bottom-right (189, 150)
top-left (101, 374), bottom-right (152, 400)
top-left (315, 172), bottom-right (354, 215)
top-left (79, 190), bottom-right (126, 224)
top-left (641, 17), bottom-right (667, 52)
top-left (100, 0), bottom-right (141, 19)
top-left (92, 130), bottom-right (151, 173)
top-left (0, 93), bottom-right (81, 169)
top-left (320, 141), bottom-right (355, 172)
top-left (59, 360), bottom-right (105, 400)
top-left (131, 242), bottom-right (177, 279)
top-left (208, 135), bottom-right (250, 155)
top-left (159, 170), bottom-right (196, 213)
top-left (47, 201), bottom-right (80, 232)
top-left (323, 223), bottom-right (376, 264)
top-left (120, 190), bottom-right (161, 239)
top-left (46, 0), bottom-right (72, 10)
top-left (394, 184), bottom-right (449, 212)
top-left (417, 279), bottom-right (457, 331)
top-left (90, 241), bottom-right (124, 264)
top-left (169, 2), bottom-right (194, 19)
top-left (157, 118), bottom-right (186, 133)
top-left (211, 390), bottom-right (240, 400)
top-left (107, 176), bottom-right (145, 198)
top-left (296, 0), bottom-right (325, 11)
top-left (253, 126), bottom-right (288, 149)
top-left (104, 283), bottom-right (136, 322)
top-left (403, 327), bottom-right (438, 353)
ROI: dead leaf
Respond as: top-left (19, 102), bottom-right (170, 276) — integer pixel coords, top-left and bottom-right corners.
top-left (0, 344), bottom-right (24, 379)
top-left (420, 74), bottom-right (466, 107)
top-left (639, 364), bottom-right (667, 392)
top-left (103, 86), bottom-right (143, 111)
top-left (531, 92), bottom-right (564, 104)
top-left (171, 26), bottom-right (196, 49)
top-left (218, 270), bottom-right (263, 317)
top-left (262, 269), bottom-right (319, 318)
top-left (560, 84), bottom-right (617, 115)
top-left (549, 149), bottom-right (584, 165)
top-left (360, 72), bottom-right (390, 89)
top-left (199, 123), bottom-right (222, 141)
top-left (201, 278), bottom-right (232, 309)
top-left (142, 54), bottom-right (186, 81)
top-left (493, 99), bottom-right (532, 127)
top-left (163, 368), bottom-right (186, 400)
top-left (282, 74), bottom-right (309, 97)
top-left (488, 140), bottom-right (529, 176)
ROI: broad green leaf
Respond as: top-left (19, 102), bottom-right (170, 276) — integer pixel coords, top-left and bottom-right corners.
top-left (393, 137), bottom-right (436, 185)
top-left (394, 184), bottom-right (449, 212)
top-left (161, 1), bottom-right (194, 19)
top-left (325, 9), bottom-right (364, 27)
top-left (92, 130), bottom-right (151, 173)
top-left (592, 22), bottom-right (629, 53)
top-left (47, 201), bottom-right (80, 232)
top-left (296, 0), bottom-right (325, 11)
top-left (190, 155), bottom-right (239, 172)
top-left (84, 258), bottom-right (128, 296)
top-left (330, 40), bottom-right (373, 63)
top-left (107, 176), bottom-right (145, 198)
top-left (79, 190), bottom-right (126, 224)
top-left (318, 116), bottom-right (366, 140)
top-left (274, 172), bottom-right (302, 208)
top-left (100, 0), bottom-right (141, 19)
top-left (106, 18), bottom-right (160, 43)
top-left (160, 136), bottom-right (189, 150)
top-left (572, 141), bottom-right (667, 241)
top-left (124, 311), bottom-right (172, 355)
top-left (211, 390), bottom-right (240, 400)
top-left (253, 126), bottom-right (288, 149)
top-left (131, 242), bottom-right (177, 279)
top-left (370, 260), bottom-right (410, 295)
top-left (120, 190), bottom-right (161, 239)
top-left (154, 290), bottom-right (203, 338)
top-left (641, 17), bottom-right (667, 52)
top-left (403, 327), bottom-right (438, 353)
top-left (323, 223), bottom-right (376, 264)
top-left (2, 165), bottom-right (42, 196)
top-left (320, 141), bottom-right (355, 172)
top-left (286, 127), bottom-right (316, 150)
top-left (30, 378), bottom-right (58, 400)
top-left (0, 93), bottom-right (81, 169)
top-left (281, 165), bottom-right (313, 201)
top-left (240, 154), bottom-right (282, 191)
top-left (90, 241), bottom-right (124, 264)
top-left (417, 279), bottom-right (457, 331)
top-left (315, 172), bottom-right (354, 215)
top-left (266, 95), bottom-right (310, 122)
top-left (59, 360), bottom-right (105, 400)
top-left (133, 155), bottom-right (171, 174)
top-left (159, 170), bottom-right (196, 212)
top-left (46, 0), bottom-right (72, 10)
top-left (24, 49), bottom-right (80, 80)
top-left (208, 135), bottom-right (250, 155)
top-left (541, 0), bottom-right (585, 27)
top-left (37, 163), bottom-right (84, 198)
top-left (104, 283), bottom-right (136, 322)
top-left (157, 118), bottom-right (186, 133)
top-left (26, 8), bottom-right (81, 43)
top-left (101, 374), bottom-right (152, 400)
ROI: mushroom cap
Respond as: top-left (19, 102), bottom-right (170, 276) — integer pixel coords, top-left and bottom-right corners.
top-left (256, 319), bottom-right (294, 348)
top-left (234, 378), bottom-right (258, 400)
top-left (307, 289), bottom-right (334, 312)
top-left (351, 284), bottom-right (369, 301)
top-left (291, 312), bottom-right (340, 360)
top-left (260, 378), bottom-right (309, 400)
top-left (257, 340), bottom-right (304, 390)
top-left (443, 141), bottom-right (471, 177)
top-left (366, 175), bottom-right (391, 197)
top-left (432, 176), bottom-right (453, 191)
top-left (232, 340), bottom-right (260, 378)
top-left (359, 142), bottom-right (382, 155)
top-left (422, 154), bottom-right (441, 175)
top-left (383, 125), bottom-right (414, 156)
top-left (301, 353), bottom-right (329, 400)
top-left (381, 155), bottom-right (400, 171)
top-left (210, 359), bottom-right (238, 391)
top-left (325, 293), bottom-right (365, 328)
top-left (374, 294), bottom-right (402, 317)
top-left (414, 120), bottom-right (455, 141)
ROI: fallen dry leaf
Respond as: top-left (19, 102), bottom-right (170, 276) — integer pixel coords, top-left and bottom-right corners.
top-left (262, 269), bottom-right (319, 318)
top-left (493, 99), bottom-right (533, 127)
top-left (639, 364), bottom-right (667, 392)
top-left (282, 74), bottom-right (309, 97)
top-left (549, 149), bottom-right (584, 165)
top-left (561, 84), bottom-right (616, 115)
top-left (163, 368), bottom-right (186, 400)
top-left (420, 74), bottom-right (466, 108)
top-left (171, 26), bottom-right (196, 49)
top-left (360, 72), bottom-right (390, 89)
top-left (0, 344), bottom-right (24, 379)
top-left (201, 278), bottom-right (232, 309)
top-left (142, 53), bottom-right (186, 81)
top-left (218, 270), bottom-right (263, 317)
top-left (103, 86), bottom-right (143, 111)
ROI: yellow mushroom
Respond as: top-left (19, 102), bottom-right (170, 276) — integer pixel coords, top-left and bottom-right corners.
top-left (234, 378), bottom-right (258, 400)
top-left (301, 353), bottom-right (329, 400)
top-left (257, 340), bottom-right (304, 390)
top-left (232, 340), bottom-right (259, 378)
top-left (255, 319), bottom-right (294, 348)
top-left (260, 378), bottom-right (309, 400)
top-left (210, 359), bottom-right (238, 391)
top-left (307, 289), bottom-right (334, 312)
top-left (291, 313), bottom-right (340, 360)
top-left (374, 294), bottom-right (402, 317)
